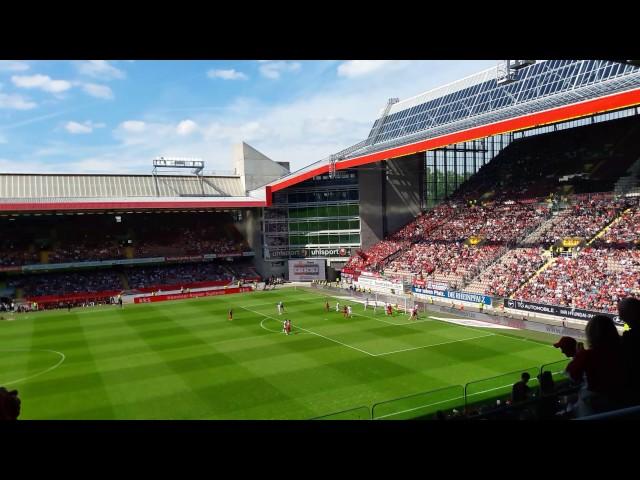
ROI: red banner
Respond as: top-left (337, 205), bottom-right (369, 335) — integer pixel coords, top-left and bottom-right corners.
top-left (25, 290), bottom-right (122, 305)
top-left (135, 279), bottom-right (231, 293)
top-left (133, 286), bottom-right (252, 304)
top-left (0, 266), bottom-right (22, 272)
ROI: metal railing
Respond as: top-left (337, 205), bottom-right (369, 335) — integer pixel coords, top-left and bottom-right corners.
top-left (312, 406), bottom-right (371, 420)
top-left (372, 385), bottom-right (464, 421)
top-left (313, 357), bottom-right (572, 420)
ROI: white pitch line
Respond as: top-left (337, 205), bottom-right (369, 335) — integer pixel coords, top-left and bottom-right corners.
top-left (239, 305), bottom-right (374, 356)
top-left (373, 333), bottom-right (495, 357)
top-left (259, 317), bottom-right (282, 333)
top-left (374, 395), bottom-right (465, 420)
top-left (301, 289), bottom-right (558, 350)
top-left (299, 289), bottom-right (434, 327)
top-left (374, 375), bottom-right (562, 420)
top-left (427, 316), bottom-right (557, 349)
top-left (291, 324), bottom-right (375, 356)
top-left (0, 349), bottom-right (66, 386)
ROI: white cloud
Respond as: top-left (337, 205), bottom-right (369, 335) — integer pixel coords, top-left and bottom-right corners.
top-left (337, 60), bottom-right (409, 78)
top-left (258, 61), bottom-right (301, 79)
top-left (176, 119), bottom-right (198, 136)
top-left (76, 60), bottom-right (125, 80)
top-left (64, 120), bottom-right (105, 134)
top-left (207, 69), bottom-right (248, 80)
top-left (12, 74), bottom-right (72, 93)
top-left (120, 120), bottom-right (146, 133)
top-left (5, 61), bottom-right (497, 175)
top-left (0, 92), bottom-right (37, 110)
top-left (81, 83), bottom-right (114, 99)
top-left (0, 61), bottom-right (29, 72)
top-left (65, 121), bottom-right (92, 134)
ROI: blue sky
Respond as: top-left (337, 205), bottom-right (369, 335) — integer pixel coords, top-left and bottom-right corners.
top-left (0, 60), bottom-right (497, 174)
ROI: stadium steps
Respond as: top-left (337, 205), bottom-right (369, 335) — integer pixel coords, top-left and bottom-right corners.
top-left (119, 272), bottom-right (130, 290)
top-left (586, 207), bottom-right (632, 246)
top-left (520, 214), bottom-right (562, 245)
top-left (614, 156), bottom-right (640, 195)
top-left (511, 255), bottom-right (556, 298)
top-left (460, 245), bottom-right (509, 289)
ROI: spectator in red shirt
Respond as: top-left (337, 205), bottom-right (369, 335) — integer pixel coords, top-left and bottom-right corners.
top-left (565, 315), bottom-right (626, 417)
top-left (619, 297), bottom-right (640, 404)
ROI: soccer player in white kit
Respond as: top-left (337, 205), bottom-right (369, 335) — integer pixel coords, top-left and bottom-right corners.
top-left (277, 302), bottom-right (283, 315)
top-left (364, 298), bottom-right (369, 310)
top-left (347, 305), bottom-right (352, 318)
top-left (335, 302), bottom-right (340, 312)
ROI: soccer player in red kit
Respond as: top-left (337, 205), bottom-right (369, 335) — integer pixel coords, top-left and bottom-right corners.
top-left (325, 300), bottom-right (330, 312)
top-left (228, 309), bottom-right (233, 321)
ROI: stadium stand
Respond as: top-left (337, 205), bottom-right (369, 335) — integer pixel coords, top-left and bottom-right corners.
top-left (345, 114), bottom-right (640, 314)
top-left (0, 212), bottom-right (250, 267)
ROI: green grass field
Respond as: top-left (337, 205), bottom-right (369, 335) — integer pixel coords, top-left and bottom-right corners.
top-left (0, 287), bottom-right (567, 419)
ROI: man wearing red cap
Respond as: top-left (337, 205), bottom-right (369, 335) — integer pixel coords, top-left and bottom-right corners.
top-left (554, 336), bottom-right (578, 358)
top-left (555, 316), bottom-right (626, 417)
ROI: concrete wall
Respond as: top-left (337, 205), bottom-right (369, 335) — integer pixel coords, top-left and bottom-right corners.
top-left (357, 153), bottom-right (423, 250)
top-left (358, 162), bottom-right (385, 250)
top-left (236, 208), bottom-right (289, 279)
top-left (233, 142), bottom-right (289, 192)
top-left (384, 153), bottom-right (424, 236)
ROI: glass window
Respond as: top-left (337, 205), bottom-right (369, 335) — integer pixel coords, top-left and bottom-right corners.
top-left (290, 235), bottom-right (303, 245)
top-left (327, 205), bottom-right (340, 217)
top-left (328, 220), bottom-right (340, 230)
top-left (349, 234), bottom-right (360, 244)
top-left (316, 205), bottom-right (328, 217)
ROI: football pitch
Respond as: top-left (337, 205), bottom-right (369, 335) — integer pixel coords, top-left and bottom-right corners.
top-left (0, 287), bottom-right (567, 419)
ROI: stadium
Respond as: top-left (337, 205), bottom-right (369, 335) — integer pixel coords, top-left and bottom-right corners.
top-left (1, 59), bottom-right (640, 420)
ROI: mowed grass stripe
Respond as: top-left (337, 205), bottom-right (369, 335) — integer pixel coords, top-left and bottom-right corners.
top-left (20, 311), bottom-right (118, 420)
top-left (117, 303), bottom-right (314, 419)
top-left (0, 287), bottom-right (566, 419)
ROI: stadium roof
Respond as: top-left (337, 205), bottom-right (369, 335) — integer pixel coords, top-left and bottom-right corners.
top-left (3, 60), bottom-right (640, 212)
top-left (263, 60), bottom-right (640, 197)
top-left (0, 173), bottom-right (264, 212)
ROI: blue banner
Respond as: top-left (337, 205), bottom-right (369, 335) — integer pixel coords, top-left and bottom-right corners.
top-left (412, 286), bottom-right (491, 305)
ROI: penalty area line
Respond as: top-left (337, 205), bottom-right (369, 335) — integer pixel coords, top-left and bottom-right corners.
top-left (373, 333), bottom-right (495, 357)
top-left (239, 305), bottom-right (374, 356)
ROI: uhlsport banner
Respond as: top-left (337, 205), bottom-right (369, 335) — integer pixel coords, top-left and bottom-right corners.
top-left (288, 259), bottom-right (326, 281)
top-left (503, 298), bottom-right (622, 324)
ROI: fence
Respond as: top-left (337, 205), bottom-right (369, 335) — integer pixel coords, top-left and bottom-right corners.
top-left (313, 360), bottom-right (572, 420)
top-left (311, 406), bottom-right (371, 420)
top-left (464, 366), bottom-right (540, 409)
top-left (372, 385), bottom-right (464, 420)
